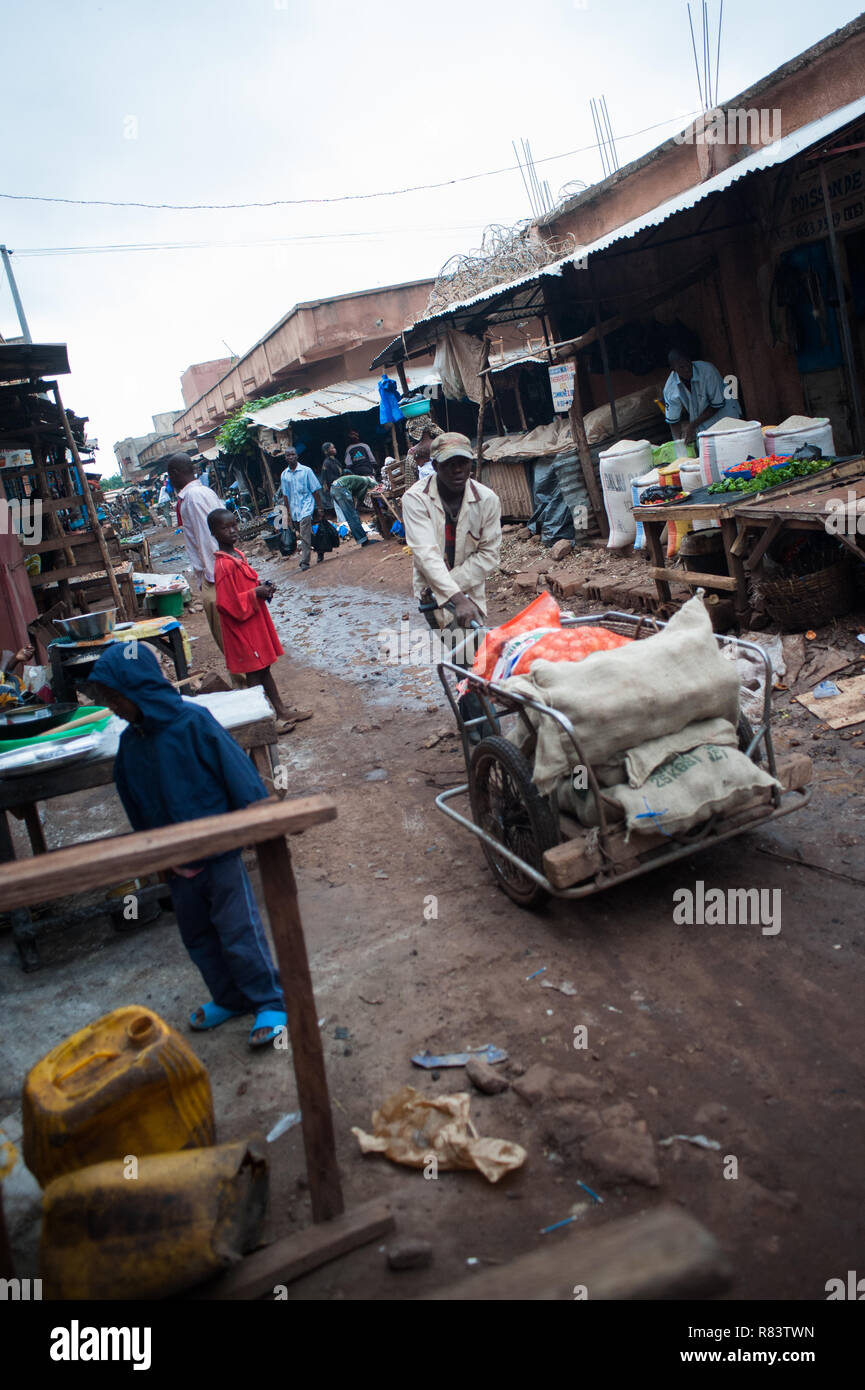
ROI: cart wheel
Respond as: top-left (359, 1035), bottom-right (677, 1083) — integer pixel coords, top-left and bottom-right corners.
top-left (469, 736), bottom-right (559, 908)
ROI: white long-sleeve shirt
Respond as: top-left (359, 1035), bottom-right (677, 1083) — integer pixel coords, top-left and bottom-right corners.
top-left (177, 479), bottom-right (222, 584)
top-left (401, 474), bottom-right (502, 616)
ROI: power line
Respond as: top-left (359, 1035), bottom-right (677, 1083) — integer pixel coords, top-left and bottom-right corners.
top-left (0, 111), bottom-right (701, 213)
top-left (12, 222), bottom-right (488, 258)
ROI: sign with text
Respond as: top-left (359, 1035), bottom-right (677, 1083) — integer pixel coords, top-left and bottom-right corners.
top-left (549, 362), bottom-right (575, 413)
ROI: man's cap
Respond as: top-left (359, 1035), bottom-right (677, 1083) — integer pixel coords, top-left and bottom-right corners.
top-left (430, 431), bottom-right (474, 464)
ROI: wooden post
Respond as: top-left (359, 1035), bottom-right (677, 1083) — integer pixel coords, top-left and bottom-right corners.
top-left (258, 446), bottom-right (276, 500)
top-left (475, 340), bottom-right (491, 473)
top-left (819, 161), bottom-right (865, 455)
top-left (395, 361), bottom-right (409, 395)
top-left (255, 834), bottom-right (344, 1223)
top-left (590, 267), bottom-right (618, 437)
top-left (567, 389), bottom-right (609, 541)
top-left (513, 370), bottom-right (528, 431)
top-left (389, 422), bottom-right (401, 463)
top-left (29, 436), bottom-right (75, 610)
top-left (487, 368), bottom-right (505, 435)
top-left (51, 384), bottom-right (125, 619)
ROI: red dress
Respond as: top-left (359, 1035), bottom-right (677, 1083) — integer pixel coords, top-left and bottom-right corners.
top-left (213, 549), bottom-right (284, 674)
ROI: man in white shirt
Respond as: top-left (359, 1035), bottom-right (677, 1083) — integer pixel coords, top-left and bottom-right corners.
top-left (166, 454), bottom-right (226, 655)
top-left (401, 432), bottom-right (501, 629)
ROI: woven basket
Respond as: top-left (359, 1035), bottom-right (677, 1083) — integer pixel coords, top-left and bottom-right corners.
top-left (752, 558), bottom-right (852, 631)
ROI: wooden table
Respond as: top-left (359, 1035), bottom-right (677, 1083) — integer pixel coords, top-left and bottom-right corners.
top-left (0, 691), bottom-right (279, 969)
top-left (49, 621), bottom-right (190, 703)
top-left (634, 457), bottom-right (865, 624)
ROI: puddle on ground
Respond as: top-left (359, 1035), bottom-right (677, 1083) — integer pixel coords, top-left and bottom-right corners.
top-left (261, 573), bottom-right (448, 712)
top-left (150, 538), bottom-right (462, 713)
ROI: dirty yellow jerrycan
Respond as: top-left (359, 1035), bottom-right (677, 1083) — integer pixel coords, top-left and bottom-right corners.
top-left (23, 1006), bottom-right (215, 1188)
top-left (42, 1140), bottom-right (268, 1300)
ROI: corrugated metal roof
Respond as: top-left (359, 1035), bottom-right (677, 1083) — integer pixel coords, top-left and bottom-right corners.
top-left (0, 342), bottom-right (70, 382)
top-left (570, 93), bottom-right (865, 262)
top-left (246, 366), bottom-right (440, 430)
top-left (373, 94), bottom-right (865, 364)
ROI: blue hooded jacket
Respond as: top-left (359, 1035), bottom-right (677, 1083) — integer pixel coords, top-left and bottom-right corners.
top-left (89, 643), bottom-right (268, 849)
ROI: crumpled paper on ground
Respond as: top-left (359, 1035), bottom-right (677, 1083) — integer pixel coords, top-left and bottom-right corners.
top-left (351, 1086), bottom-right (526, 1183)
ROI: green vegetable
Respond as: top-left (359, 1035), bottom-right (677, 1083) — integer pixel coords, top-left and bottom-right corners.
top-left (707, 459), bottom-right (833, 496)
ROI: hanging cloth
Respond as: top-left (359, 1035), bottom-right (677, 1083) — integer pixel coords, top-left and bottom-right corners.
top-left (378, 374), bottom-right (403, 425)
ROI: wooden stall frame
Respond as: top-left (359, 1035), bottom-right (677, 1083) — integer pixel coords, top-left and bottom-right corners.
top-left (0, 795), bottom-right (344, 1225)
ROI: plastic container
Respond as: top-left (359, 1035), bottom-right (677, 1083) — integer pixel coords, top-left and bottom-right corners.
top-left (41, 1140), bottom-right (268, 1300)
top-left (23, 1006), bottom-right (215, 1188)
top-left (699, 420), bottom-right (764, 481)
top-left (764, 417), bottom-right (834, 459)
top-left (400, 397), bottom-right (431, 419)
top-left (153, 589), bottom-right (185, 617)
top-left (598, 439), bottom-right (653, 549)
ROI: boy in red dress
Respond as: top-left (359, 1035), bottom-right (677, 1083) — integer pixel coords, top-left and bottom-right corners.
top-left (208, 509), bottom-right (311, 732)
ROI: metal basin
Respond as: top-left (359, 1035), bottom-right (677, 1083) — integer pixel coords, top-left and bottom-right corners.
top-left (53, 609), bottom-right (117, 641)
top-left (0, 703), bottom-right (80, 740)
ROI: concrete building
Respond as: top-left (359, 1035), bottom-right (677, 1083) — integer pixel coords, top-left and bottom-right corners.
top-left (181, 357), bottom-right (235, 409)
top-left (114, 409), bottom-right (183, 481)
top-left (174, 279), bottom-right (433, 451)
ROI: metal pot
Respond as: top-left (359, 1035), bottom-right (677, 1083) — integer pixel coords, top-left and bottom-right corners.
top-left (53, 609), bottom-right (117, 641)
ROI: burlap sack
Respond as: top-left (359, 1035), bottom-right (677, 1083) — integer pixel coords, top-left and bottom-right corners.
top-left (503, 596), bottom-right (740, 793)
top-left (559, 741), bottom-right (777, 835)
top-left (608, 743), bottom-right (779, 838)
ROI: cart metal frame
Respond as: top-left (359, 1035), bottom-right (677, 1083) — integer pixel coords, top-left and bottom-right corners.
top-left (434, 610), bottom-right (811, 901)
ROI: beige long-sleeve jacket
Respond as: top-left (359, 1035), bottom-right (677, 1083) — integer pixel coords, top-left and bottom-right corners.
top-left (401, 474), bottom-right (502, 617)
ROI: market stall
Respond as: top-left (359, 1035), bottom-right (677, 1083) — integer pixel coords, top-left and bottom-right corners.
top-left (0, 344), bottom-right (128, 621)
top-left (634, 455), bottom-right (865, 624)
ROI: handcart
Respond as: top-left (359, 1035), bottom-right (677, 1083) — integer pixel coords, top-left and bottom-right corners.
top-left (434, 610), bottom-right (812, 908)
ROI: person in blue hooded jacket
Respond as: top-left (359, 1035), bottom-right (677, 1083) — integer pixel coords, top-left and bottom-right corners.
top-left (86, 641), bottom-right (287, 1049)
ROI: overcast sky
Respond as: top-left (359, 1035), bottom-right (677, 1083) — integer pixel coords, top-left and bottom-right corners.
top-left (2, 0), bottom-right (862, 472)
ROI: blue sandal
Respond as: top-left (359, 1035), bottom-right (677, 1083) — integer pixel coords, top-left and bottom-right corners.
top-left (190, 1002), bottom-right (246, 1031)
top-left (249, 1011), bottom-right (288, 1049)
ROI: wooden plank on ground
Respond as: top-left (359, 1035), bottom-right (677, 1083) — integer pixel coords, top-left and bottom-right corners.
top-left (648, 566), bottom-right (737, 591)
top-left (796, 673), bottom-right (865, 729)
top-left (195, 1199), bottom-right (395, 1300)
top-left (427, 1205), bottom-right (730, 1301)
top-left (0, 795), bottom-right (337, 910)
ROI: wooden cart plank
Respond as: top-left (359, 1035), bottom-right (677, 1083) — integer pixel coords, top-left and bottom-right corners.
top-left (0, 795), bottom-right (336, 909)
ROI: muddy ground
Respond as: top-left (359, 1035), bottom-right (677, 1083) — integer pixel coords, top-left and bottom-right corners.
top-left (2, 519), bottom-right (863, 1301)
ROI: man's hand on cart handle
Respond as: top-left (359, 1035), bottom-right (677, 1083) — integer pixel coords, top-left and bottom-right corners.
top-left (449, 591), bottom-right (484, 627)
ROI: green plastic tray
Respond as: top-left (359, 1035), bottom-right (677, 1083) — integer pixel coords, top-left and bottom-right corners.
top-left (0, 705), bottom-right (112, 753)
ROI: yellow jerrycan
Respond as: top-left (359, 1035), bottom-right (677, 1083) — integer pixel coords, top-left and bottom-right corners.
top-left (22, 1006), bottom-right (215, 1187)
top-left (41, 1140), bottom-right (268, 1300)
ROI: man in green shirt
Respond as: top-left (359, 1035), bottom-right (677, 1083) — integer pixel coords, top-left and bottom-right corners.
top-left (331, 473), bottom-right (381, 547)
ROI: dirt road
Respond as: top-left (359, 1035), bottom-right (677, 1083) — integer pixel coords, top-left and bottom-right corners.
top-left (2, 529), bottom-right (863, 1300)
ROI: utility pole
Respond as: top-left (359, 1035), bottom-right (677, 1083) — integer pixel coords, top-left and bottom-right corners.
top-left (0, 245), bottom-right (32, 343)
